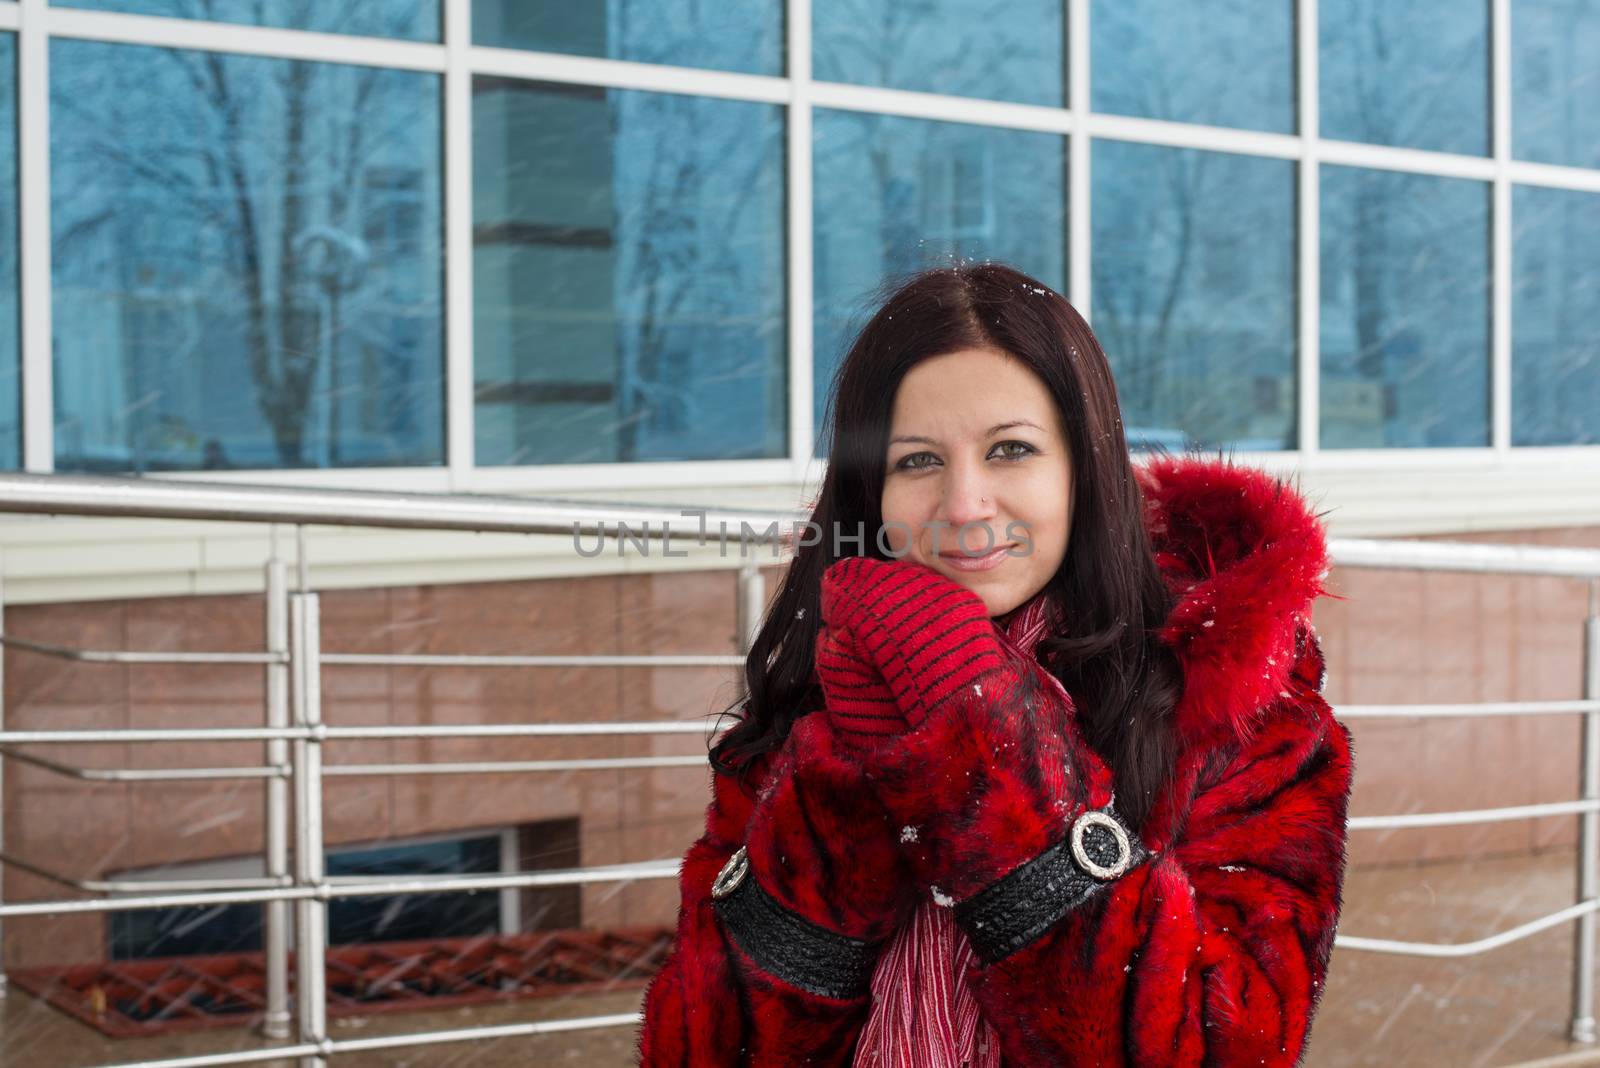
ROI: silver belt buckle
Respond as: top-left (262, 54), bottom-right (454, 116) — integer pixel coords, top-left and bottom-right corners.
top-left (1070, 809), bottom-right (1133, 880)
top-left (712, 845), bottom-right (750, 899)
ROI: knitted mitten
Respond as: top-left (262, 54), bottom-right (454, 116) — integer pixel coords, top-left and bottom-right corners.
top-left (814, 556), bottom-right (1008, 753)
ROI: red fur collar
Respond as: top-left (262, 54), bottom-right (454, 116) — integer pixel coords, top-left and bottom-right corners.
top-left (1135, 454), bottom-right (1334, 751)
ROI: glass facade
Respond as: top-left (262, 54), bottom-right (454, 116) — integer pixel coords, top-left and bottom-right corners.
top-left (0, 34), bottom-right (17, 470)
top-left (472, 79), bottom-right (786, 466)
top-left (1092, 0), bottom-right (1295, 134)
top-left (1093, 142), bottom-right (1296, 453)
top-left (474, 0), bottom-right (782, 76)
top-left (1320, 0), bottom-right (1490, 156)
top-left (50, 41), bottom-right (444, 472)
top-left (813, 0), bottom-right (1065, 106)
top-left (59, 0), bottom-right (442, 41)
top-left (812, 111), bottom-right (1067, 441)
top-left (0, 3), bottom-right (1589, 474)
top-left (1320, 166), bottom-right (1491, 448)
top-left (1512, 185), bottom-right (1600, 445)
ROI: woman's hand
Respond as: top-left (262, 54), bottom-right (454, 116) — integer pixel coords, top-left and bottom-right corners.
top-left (815, 555), bottom-right (1134, 916)
top-left (814, 555), bottom-right (1008, 752)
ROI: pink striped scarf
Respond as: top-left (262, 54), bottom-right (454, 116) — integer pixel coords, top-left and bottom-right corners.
top-left (850, 588), bottom-right (1067, 1068)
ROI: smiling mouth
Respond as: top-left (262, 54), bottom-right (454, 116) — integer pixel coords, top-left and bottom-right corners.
top-left (939, 543), bottom-right (1018, 559)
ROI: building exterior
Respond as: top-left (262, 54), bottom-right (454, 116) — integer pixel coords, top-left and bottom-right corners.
top-left (0, 0), bottom-right (1597, 995)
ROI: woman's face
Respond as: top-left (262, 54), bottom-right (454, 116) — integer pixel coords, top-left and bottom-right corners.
top-left (879, 347), bottom-right (1073, 619)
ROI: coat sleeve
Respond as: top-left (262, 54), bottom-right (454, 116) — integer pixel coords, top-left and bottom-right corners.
top-left (960, 695), bottom-right (1354, 1068)
top-left (636, 752), bottom-right (875, 1066)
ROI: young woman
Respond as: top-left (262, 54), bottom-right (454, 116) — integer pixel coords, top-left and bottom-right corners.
top-left (637, 262), bottom-right (1354, 1067)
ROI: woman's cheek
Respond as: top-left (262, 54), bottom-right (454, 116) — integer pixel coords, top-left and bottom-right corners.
top-left (878, 511), bottom-right (917, 560)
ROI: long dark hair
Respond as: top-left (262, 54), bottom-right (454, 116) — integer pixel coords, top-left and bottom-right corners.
top-left (708, 262), bottom-right (1183, 833)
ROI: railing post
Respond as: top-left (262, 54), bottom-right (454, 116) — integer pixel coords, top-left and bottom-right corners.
top-left (735, 561), bottom-right (765, 702)
top-left (1573, 579), bottom-right (1600, 1044)
top-left (291, 590), bottom-right (328, 1068)
top-left (259, 554), bottom-right (291, 1039)
top-left (0, 546), bottom-right (8, 1000)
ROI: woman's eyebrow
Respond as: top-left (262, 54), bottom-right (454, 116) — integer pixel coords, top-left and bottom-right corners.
top-left (889, 420), bottom-right (1043, 446)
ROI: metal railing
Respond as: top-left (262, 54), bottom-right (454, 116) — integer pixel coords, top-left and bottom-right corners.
top-left (0, 470), bottom-right (1595, 1067)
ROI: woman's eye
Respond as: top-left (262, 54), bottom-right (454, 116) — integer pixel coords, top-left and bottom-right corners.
top-left (992, 440), bottom-right (1036, 461)
top-left (894, 451), bottom-right (937, 471)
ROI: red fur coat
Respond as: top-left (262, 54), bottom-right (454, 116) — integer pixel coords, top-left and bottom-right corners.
top-left (638, 455), bottom-right (1355, 1066)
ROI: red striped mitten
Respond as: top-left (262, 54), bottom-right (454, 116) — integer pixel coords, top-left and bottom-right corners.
top-left (815, 556), bottom-right (1008, 753)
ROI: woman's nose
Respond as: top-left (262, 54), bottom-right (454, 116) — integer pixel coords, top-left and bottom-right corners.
top-left (938, 471), bottom-right (1000, 547)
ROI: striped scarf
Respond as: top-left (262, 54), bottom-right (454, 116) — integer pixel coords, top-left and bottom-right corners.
top-left (850, 587), bottom-right (1067, 1068)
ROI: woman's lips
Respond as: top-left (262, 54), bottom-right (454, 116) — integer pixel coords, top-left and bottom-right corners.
top-left (939, 544), bottom-right (1016, 572)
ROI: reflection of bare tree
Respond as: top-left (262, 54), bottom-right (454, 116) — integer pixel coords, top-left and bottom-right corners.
top-left (820, 0), bottom-right (1049, 102)
top-left (1333, 0), bottom-right (1489, 445)
top-left (53, 0), bottom-right (428, 466)
top-left (612, 95), bottom-right (778, 461)
top-left (1094, 0), bottom-right (1286, 130)
top-left (1091, 149), bottom-right (1212, 422)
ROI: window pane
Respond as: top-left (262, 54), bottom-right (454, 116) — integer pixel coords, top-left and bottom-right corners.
top-left (327, 836), bottom-right (501, 944)
top-left (1091, 0), bottom-right (1294, 134)
top-left (60, 0), bottom-right (438, 40)
top-left (59, 0), bottom-right (439, 41)
top-left (474, 0), bottom-right (781, 76)
top-left (813, 0), bottom-right (1064, 106)
top-left (1513, 0), bottom-right (1600, 168)
top-left (473, 79), bottom-right (786, 466)
top-left (52, 42), bottom-right (445, 472)
top-left (1092, 142), bottom-right (1296, 454)
top-left (1320, 166), bottom-right (1490, 448)
top-left (813, 110), bottom-right (1067, 444)
top-left (0, 34), bottom-right (17, 469)
top-left (1513, 185), bottom-right (1600, 445)
top-left (112, 903), bottom-right (263, 959)
top-left (1320, 0), bottom-right (1489, 155)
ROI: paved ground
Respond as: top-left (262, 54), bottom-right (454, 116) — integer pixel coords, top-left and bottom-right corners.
top-left (6, 848), bottom-right (1600, 1067)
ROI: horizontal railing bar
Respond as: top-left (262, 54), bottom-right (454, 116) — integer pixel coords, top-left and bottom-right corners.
top-left (1349, 797), bottom-right (1600, 830)
top-left (329, 723), bottom-right (717, 739)
top-left (0, 727), bottom-right (308, 744)
top-left (0, 747), bottom-right (288, 781)
top-left (322, 652), bottom-right (745, 667)
top-left (329, 1010), bottom-right (644, 1053)
top-left (0, 860), bottom-right (681, 917)
top-left (0, 633), bottom-right (284, 665)
top-left (0, 637), bottom-right (743, 670)
top-left (0, 470), bottom-right (807, 538)
top-left (0, 886), bottom-right (314, 916)
top-left (1335, 897), bottom-right (1600, 958)
top-left (325, 755), bottom-right (709, 776)
top-left (1328, 536), bottom-right (1600, 579)
top-left (89, 1011), bottom-right (645, 1068)
top-left (92, 1044), bottom-right (325, 1068)
top-left (320, 863), bottom-right (679, 898)
top-left (0, 721), bottom-right (718, 744)
top-left (1335, 699), bottom-right (1600, 719)
top-left (1, 749), bottom-right (707, 780)
top-left (0, 852), bottom-right (289, 894)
